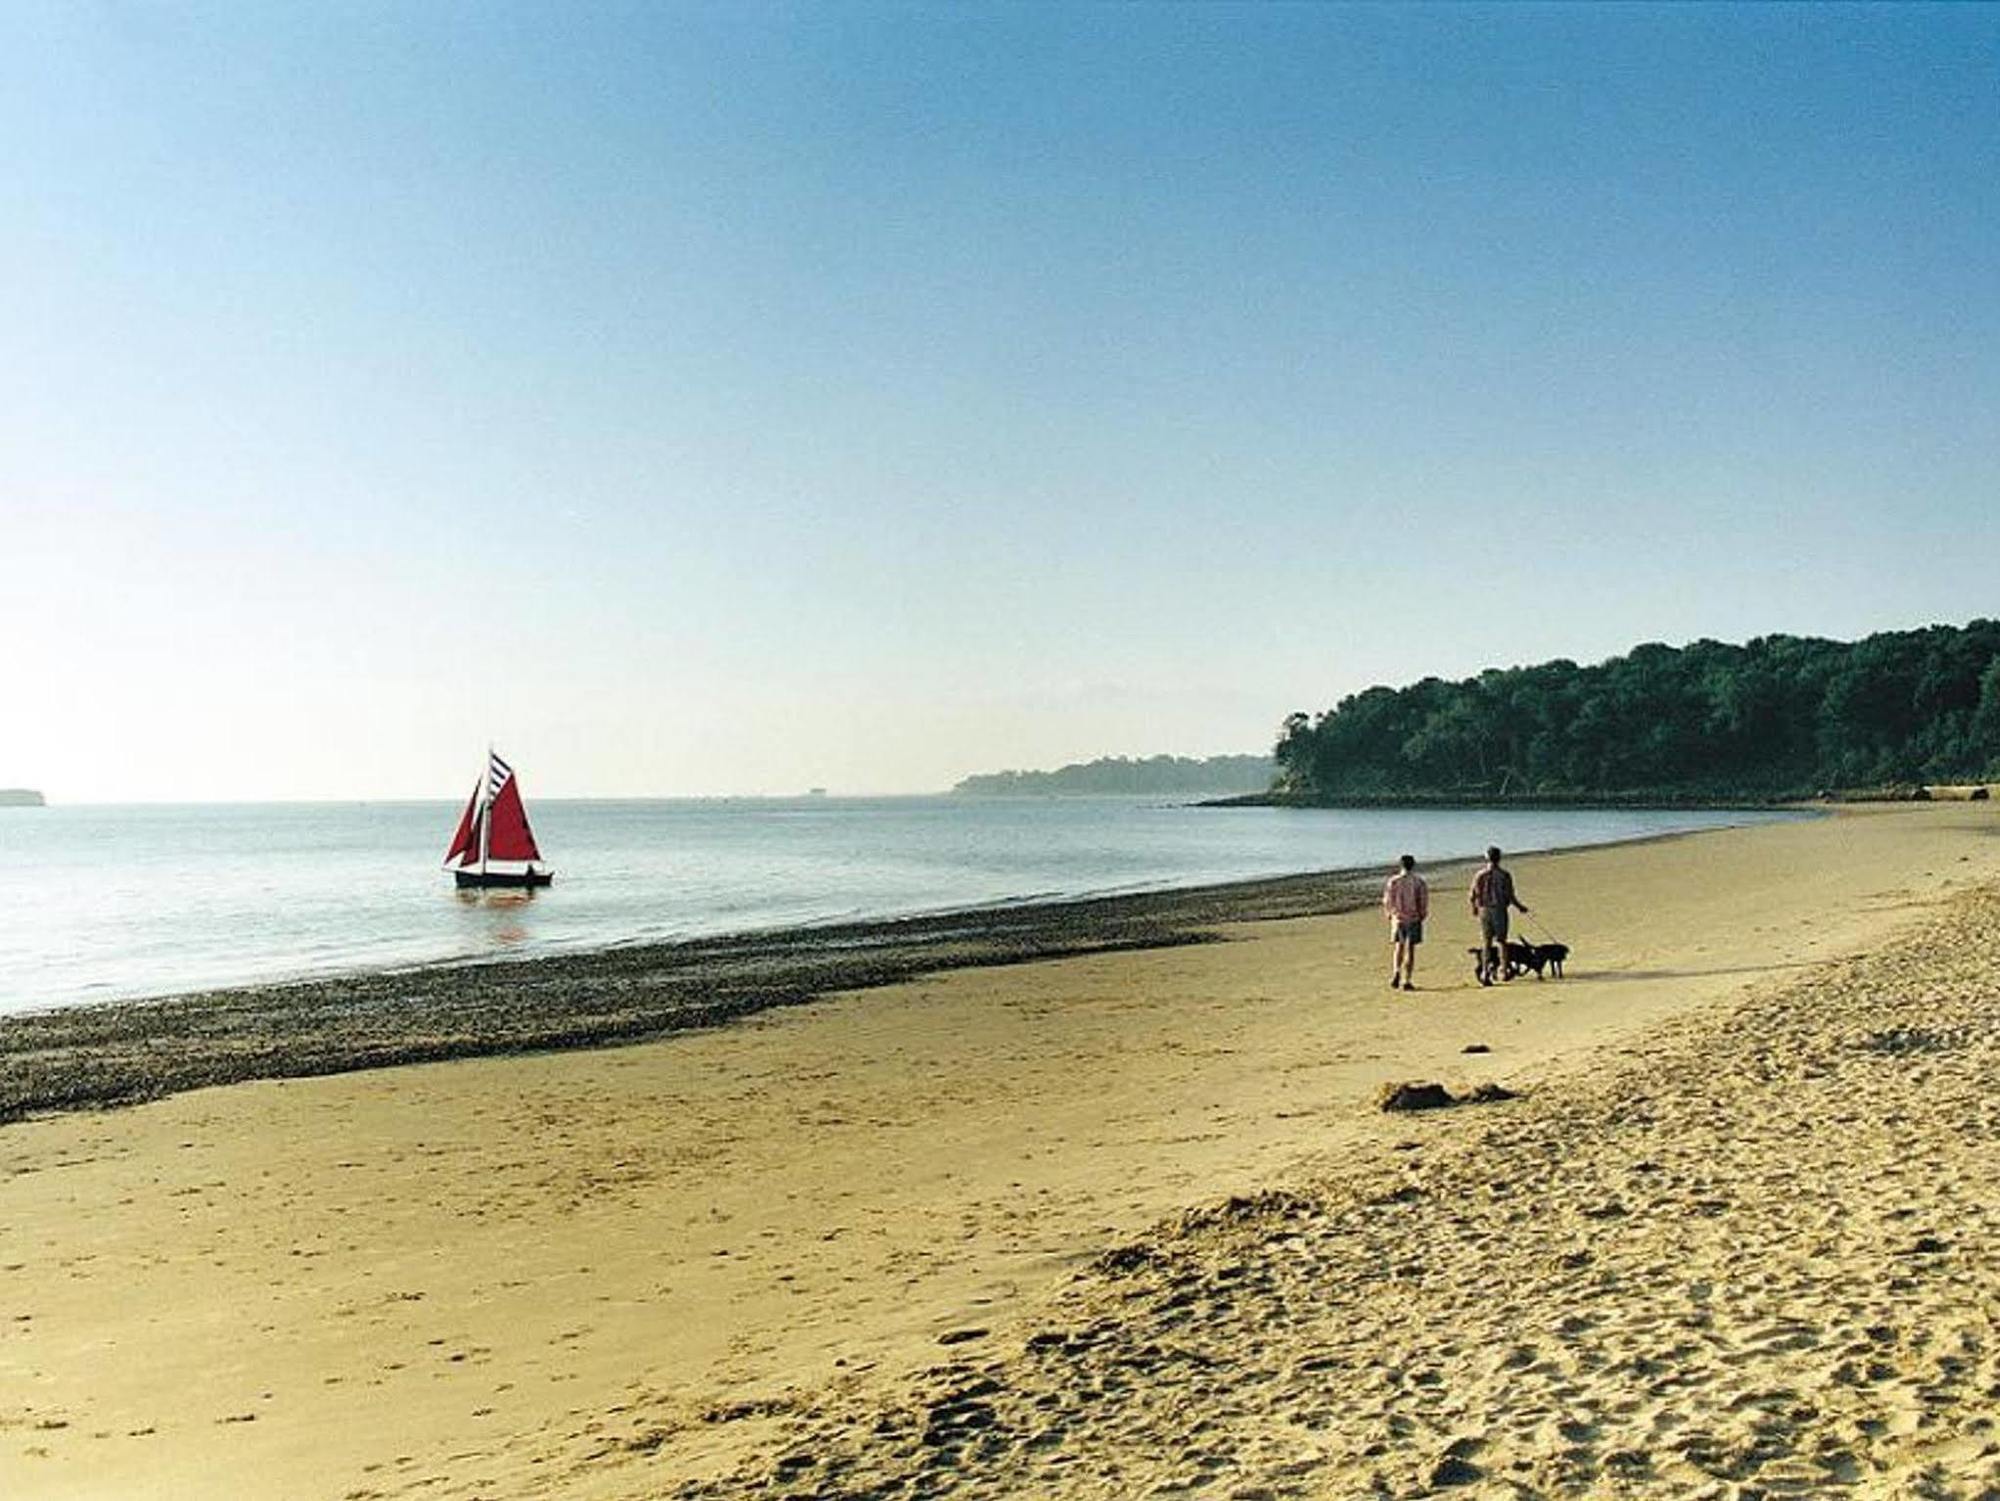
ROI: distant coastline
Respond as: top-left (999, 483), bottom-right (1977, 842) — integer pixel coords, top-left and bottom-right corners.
top-left (1206, 789), bottom-right (1803, 811)
top-left (0, 789), bottom-right (44, 808)
top-left (1207, 784), bottom-right (1981, 811)
top-left (955, 754), bottom-right (1273, 798)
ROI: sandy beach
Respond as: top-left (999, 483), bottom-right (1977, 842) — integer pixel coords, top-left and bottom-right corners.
top-left (5, 803), bottom-right (1998, 1499)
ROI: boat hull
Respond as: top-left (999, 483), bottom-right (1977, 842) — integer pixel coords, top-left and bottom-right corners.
top-left (453, 869), bottom-right (554, 889)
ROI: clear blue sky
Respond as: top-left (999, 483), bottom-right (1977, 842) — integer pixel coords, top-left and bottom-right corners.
top-left (5, 3), bottom-right (1996, 800)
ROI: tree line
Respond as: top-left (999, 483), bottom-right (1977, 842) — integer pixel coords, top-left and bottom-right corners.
top-left (1274, 621), bottom-right (2000, 801)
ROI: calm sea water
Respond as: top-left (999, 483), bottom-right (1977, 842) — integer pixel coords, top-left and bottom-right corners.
top-left (0, 797), bottom-right (1801, 1014)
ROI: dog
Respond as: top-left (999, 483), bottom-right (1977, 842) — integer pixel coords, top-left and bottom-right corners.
top-left (1468, 941), bottom-right (1570, 983)
top-left (1509, 940), bottom-right (1568, 979)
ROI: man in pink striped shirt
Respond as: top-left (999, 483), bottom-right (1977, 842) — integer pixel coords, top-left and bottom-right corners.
top-left (1381, 854), bottom-right (1430, 991)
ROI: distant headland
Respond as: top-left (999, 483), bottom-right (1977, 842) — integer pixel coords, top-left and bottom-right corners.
top-left (0, 789), bottom-right (45, 808)
top-left (1269, 620), bottom-right (2000, 805)
top-left (954, 754), bottom-right (1274, 798)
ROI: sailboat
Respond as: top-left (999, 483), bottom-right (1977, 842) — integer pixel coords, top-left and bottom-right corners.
top-left (443, 750), bottom-right (554, 889)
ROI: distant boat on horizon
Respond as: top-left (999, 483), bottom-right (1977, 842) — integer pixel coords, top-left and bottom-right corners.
top-left (443, 751), bottom-right (553, 889)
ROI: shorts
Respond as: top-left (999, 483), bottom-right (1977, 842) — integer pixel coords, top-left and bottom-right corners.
top-left (1478, 907), bottom-right (1509, 944)
top-left (1393, 919), bottom-right (1424, 944)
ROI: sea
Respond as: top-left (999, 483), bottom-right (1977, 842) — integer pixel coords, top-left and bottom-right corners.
top-left (0, 797), bottom-right (1804, 1016)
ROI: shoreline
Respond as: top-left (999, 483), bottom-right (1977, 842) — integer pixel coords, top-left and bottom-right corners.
top-left (0, 862), bottom-right (1392, 1123)
top-left (0, 815), bottom-right (1799, 1123)
top-left (9, 801), bottom-right (1803, 1021)
top-left (1202, 790), bottom-right (1816, 810)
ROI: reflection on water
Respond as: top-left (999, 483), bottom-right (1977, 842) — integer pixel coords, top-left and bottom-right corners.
top-left (454, 886), bottom-right (538, 947)
top-left (453, 889), bottom-right (538, 909)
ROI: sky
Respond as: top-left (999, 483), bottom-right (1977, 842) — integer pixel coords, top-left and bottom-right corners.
top-left (4, 2), bottom-right (1996, 802)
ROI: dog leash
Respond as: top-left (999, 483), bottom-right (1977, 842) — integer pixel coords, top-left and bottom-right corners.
top-left (1520, 910), bottom-right (1568, 947)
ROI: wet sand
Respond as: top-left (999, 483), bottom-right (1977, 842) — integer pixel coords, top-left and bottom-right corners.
top-left (0, 868), bottom-right (1385, 1123)
top-left (3, 803), bottom-right (1996, 1499)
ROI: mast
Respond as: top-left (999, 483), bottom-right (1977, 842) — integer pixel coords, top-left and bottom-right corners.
top-left (479, 743), bottom-right (492, 879)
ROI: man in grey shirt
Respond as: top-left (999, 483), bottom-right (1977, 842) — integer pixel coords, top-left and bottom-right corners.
top-left (1470, 845), bottom-right (1529, 984)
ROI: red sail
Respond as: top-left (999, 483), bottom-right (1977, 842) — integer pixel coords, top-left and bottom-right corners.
top-left (443, 785), bottom-right (482, 868)
top-left (484, 774), bottom-right (542, 862)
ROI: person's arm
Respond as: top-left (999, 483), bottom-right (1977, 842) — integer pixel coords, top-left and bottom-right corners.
top-left (1416, 880), bottom-right (1430, 921)
top-left (1511, 875), bottom-right (1528, 913)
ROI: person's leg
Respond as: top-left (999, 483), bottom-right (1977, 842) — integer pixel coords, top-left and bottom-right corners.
top-left (1404, 931), bottom-right (1419, 990)
top-left (1389, 932), bottom-right (1403, 987)
top-left (1479, 912), bottom-right (1501, 983)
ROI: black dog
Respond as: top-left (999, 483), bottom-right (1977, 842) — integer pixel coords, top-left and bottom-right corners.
top-left (1509, 940), bottom-right (1568, 979)
top-left (1468, 941), bottom-right (1570, 983)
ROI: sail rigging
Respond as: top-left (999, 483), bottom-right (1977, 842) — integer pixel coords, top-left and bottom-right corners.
top-left (443, 751), bottom-right (548, 885)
